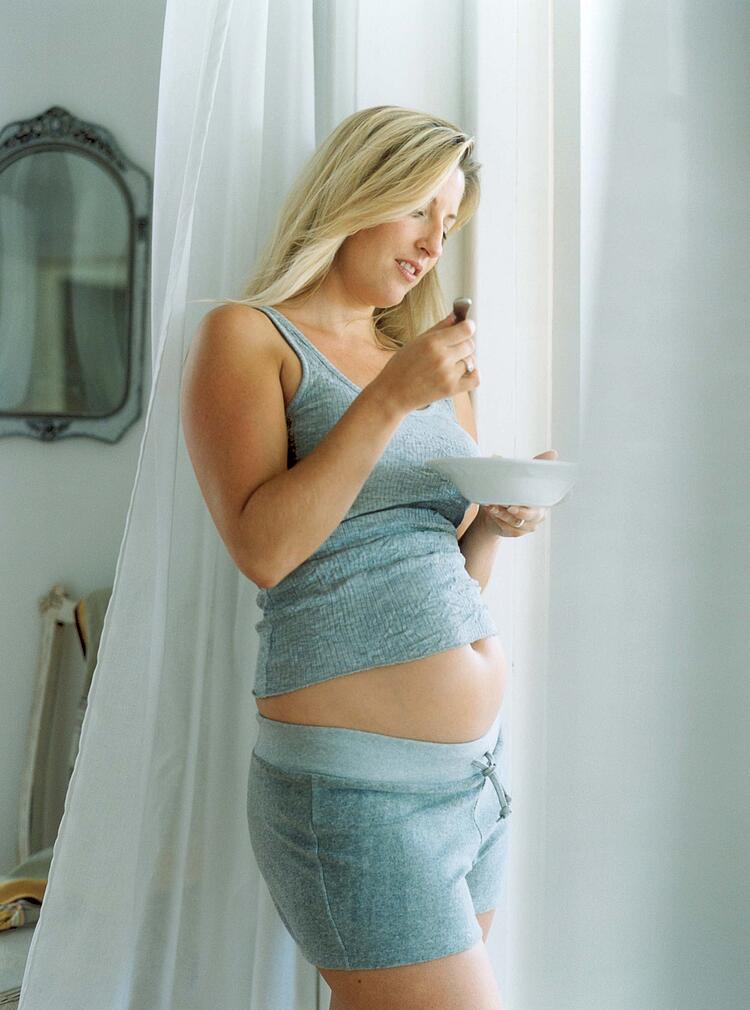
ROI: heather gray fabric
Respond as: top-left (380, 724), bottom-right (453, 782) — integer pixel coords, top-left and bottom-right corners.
top-left (252, 304), bottom-right (498, 697)
top-left (247, 710), bottom-right (512, 969)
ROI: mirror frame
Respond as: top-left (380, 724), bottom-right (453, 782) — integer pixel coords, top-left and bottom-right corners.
top-left (0, 105), bottom-right (151, 443)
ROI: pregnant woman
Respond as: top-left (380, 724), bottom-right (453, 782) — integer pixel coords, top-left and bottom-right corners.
top-left (181, 106), bottom-right (552, 1010)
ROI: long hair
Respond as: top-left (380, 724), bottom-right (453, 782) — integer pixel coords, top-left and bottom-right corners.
top-left (202, 105), bottom-right (481, 350)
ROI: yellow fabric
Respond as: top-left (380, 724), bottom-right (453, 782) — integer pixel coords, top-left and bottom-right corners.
top-left (0, 877), bottom-right (46, 905)
top-left (0, 877), bottom-right (46, 931)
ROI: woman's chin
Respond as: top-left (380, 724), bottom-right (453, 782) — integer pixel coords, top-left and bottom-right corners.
top-left (358, 281), bottom-right (410, 308)
top-left (385, 286), bottom-right (410, 306)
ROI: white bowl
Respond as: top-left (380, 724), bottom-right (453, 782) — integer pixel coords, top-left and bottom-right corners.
top-left (423, 455), bottom-right (578, 507)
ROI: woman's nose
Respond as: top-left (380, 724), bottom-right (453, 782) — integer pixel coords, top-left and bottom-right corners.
top-left (419, 226), bottom-right (443, 259)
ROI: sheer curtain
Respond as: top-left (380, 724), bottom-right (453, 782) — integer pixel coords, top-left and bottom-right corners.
top-left (555, 4), bottom-right (750, 1005)
top-left (470, 3), bottom-right (750, 1008)
top-left (19, 2), bottom-right (355, 1007)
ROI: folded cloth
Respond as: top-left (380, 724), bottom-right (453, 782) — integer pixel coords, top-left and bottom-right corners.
top-left (0, 847), bottom-right (53, 931)
top-left (0, 892), bottom-right (45, 930)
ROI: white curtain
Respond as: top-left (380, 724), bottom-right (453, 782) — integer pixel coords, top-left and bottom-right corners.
top-left (466, 3), bottom-right (749, 1007)
top-left (470, 3), bottom-right (750, 1008)
top-left (563, 4), bottom-right (749, 1006)
top-left (19, 1), bottom-right (356, 1007)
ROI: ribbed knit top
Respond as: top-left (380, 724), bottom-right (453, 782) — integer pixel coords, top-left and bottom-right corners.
top-left (251, 305), bottom-right (498, 697)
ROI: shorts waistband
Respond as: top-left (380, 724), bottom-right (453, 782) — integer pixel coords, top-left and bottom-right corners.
top-left (253, 708), bottom-right (504, 785)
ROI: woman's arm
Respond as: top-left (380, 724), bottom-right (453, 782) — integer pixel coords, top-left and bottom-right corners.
top-left (457, 510), bottom-right (501, 592)
top-left (181, 304), bottom-right (410, 589)
top-left (452, 391), bottom-right (502, 592)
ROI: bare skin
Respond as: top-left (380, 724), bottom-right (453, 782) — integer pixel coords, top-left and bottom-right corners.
top-left (323, 911), bottom-right (503, 1010)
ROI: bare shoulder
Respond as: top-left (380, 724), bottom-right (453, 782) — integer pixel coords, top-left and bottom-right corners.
top-left (451, 390), bottom-right (479, 444)
top-left (186, 301), bottom-right (282, 366)
top-left (181, 301), bottom-right (287, 433)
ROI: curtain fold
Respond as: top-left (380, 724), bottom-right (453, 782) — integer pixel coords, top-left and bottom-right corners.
top-left (19, 2), bottom-right (338, 1007)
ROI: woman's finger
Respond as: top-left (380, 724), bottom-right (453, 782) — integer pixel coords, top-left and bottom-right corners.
top-left (490, 505), bottom-right (545, 524)
top-left (487, 512), bottom-right (540, 535)
top-left (506, 505), bottom-right (544, 521)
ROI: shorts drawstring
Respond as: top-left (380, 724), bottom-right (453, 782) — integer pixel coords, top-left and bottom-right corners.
top-left (471, 750), bottom-right (512, 821)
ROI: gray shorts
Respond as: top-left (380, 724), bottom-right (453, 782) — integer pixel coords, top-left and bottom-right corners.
top-left (246, 709), bottom-right (512, 970)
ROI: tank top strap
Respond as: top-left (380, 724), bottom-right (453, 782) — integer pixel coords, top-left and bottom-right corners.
top-left (255, 305), bottom-right (310, 358)
top-left (256, 304), bottom-right (318, 366)
top-left (258, 301), bottom-right (378, 399)
top-left (255, 304), bottom-right (332, 411)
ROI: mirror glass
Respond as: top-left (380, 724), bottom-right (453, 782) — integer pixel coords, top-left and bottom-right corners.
top-left (0, 149), bottom-right (130, 417)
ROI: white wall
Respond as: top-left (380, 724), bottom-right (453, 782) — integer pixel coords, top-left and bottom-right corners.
top-left (0, 0), bottom-right (166, 870)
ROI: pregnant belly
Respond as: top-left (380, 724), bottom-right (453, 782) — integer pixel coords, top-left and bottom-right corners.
top-left (254, 635), bottom-right (508, 743)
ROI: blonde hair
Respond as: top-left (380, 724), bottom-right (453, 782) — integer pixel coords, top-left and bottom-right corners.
top-left (199, 105), bottom-right (481, 350)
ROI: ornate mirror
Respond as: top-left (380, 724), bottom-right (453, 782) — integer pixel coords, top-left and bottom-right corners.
top-left (0, 106), bottom-right (151, 442)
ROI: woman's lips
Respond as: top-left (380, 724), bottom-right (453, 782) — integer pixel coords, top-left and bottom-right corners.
top-left (396, 259), bottom-right (418, 282)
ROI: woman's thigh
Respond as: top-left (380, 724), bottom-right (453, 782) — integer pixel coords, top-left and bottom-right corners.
top-left (320, 938), bottom-right (504, 1010)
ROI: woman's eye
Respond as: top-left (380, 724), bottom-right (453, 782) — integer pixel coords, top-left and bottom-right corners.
top-left (412, 210), bottom-right (448, 241)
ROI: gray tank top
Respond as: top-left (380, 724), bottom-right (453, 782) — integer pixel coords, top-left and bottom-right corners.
top-left (252, 305), bottom-right (498, 697)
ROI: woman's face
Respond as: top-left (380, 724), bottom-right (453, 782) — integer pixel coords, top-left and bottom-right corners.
top-left (334, 167), bottom-right (466, 308)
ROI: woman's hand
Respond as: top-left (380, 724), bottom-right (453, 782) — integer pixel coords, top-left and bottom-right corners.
top-left (370, 311), bottom-right (480, 415)
top-left (480, 449), bottom-right (558, 537)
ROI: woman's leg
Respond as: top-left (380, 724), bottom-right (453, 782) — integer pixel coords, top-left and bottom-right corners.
top-left (325, 909), bottom-right (500, 1010)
